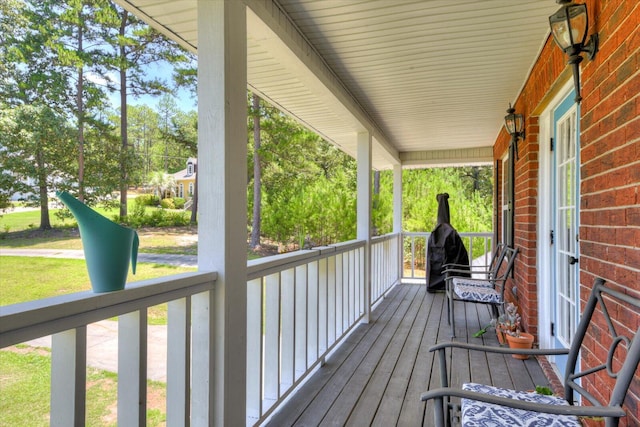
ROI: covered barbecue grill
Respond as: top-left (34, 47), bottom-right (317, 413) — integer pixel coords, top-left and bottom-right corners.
top-left (425, 193), bottom-right (470, 292)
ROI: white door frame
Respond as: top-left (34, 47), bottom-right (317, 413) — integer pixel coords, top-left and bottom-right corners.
top-left (537, 80), bottom-right (574, 352)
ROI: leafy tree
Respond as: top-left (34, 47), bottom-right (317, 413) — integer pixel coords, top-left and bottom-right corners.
top-left (250, 96), bottom-right (358, 248)
top-left (100, 3), bottom-right (194, 217)
top-left (0, 104), bottom-right (76, 230)
top-left (1, 0), bottom-right (119, 211)
top-left (148, 171), bottom-right (176, 200)
top-left (54, 0), bottom-right (114, 201)
top-left (128, 104), bottom-right (161, 185)
top-left (250, 93), bottom-right (262, 249)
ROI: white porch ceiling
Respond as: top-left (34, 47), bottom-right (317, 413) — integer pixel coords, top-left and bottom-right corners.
top-left (114, 0), bottom-right (559, 170)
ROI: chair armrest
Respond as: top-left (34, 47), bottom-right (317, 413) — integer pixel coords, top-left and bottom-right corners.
top-left (420, 387), bottom-right (626, 419)
top-left (443, 262), bottom-right (487, 269)
top-left (443, 267), bottom-right (491, 276)
top-left (429, 340), bottom-right (569, 357)
top-left (428, 342), bottom-right (570, 391)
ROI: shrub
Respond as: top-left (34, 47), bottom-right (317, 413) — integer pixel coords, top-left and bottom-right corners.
top-left (160, 198), bottom-right (175, 209)
top-left (173, 197), bottom-right (186, 209)
top-left (159, 211), bottom-right (190, 227)
top-left (135, 194), bottom-right (160, 206)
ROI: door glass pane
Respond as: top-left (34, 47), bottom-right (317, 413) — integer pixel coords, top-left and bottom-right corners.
top-left (556, 110), bottom-right (578, 347)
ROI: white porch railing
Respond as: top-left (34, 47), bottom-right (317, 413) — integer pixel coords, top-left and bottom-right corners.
top-left (246, 241), bottom-right (365, 424)
top-left (371, 232), bottom-right (402, 304)
top-left (402, 232), bottom-right (494, 280)
top-left (4, 230), bottom-right (497, 426)
top-left (0, 271), bottom-right (216, 427)
top-left (246, 235), bottom-right (401, 425)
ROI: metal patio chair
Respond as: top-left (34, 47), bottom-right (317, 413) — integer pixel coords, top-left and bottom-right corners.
top-left (442, 242), bottom-right (507, 280)
top-left (445, 245), bottom-right (518, 337)
top-left (422, 277), bottom-right (640, 427)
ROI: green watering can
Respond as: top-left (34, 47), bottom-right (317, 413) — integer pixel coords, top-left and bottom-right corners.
top-left (56, 191), bottom-right (139, 293)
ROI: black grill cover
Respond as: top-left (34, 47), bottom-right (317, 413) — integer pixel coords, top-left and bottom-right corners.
top-left (425, 193), bottom-right (470, 292)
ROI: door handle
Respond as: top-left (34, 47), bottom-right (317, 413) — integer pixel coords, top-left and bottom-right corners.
top-left (568, 256), bottom-right (579, 265)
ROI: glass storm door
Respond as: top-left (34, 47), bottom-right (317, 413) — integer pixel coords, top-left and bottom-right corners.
top-left (552, 91), bottom-right (580, 375)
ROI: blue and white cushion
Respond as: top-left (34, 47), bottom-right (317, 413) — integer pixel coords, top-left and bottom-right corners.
top-left (461, 383), bottom-right (581, 426)
top-left (452, 278), bottom-right (501, 304)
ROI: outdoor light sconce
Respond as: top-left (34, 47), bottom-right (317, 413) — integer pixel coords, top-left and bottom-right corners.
top-left (549, 0), bottom-right (599, 103)
top-left (504, 103), bottom-right (523, 249)
top-left (504, 103), bottom-right (524, 159)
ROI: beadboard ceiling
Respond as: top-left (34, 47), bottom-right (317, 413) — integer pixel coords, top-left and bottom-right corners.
top-left (114, 0), bottom-right (560, 170)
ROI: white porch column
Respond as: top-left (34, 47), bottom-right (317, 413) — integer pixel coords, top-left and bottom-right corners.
top-left (197, 1), bottom-right (247, 426)
top-left (393, 164), bottom-right (402, 233)
top-left (393, 164), bottom-right (403, 279)
top-left (357, 132), bottom-right (372, 323)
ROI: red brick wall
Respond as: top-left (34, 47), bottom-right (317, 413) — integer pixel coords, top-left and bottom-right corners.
top-left (579, 1), bottom-right (640, 424)
top-left (494, 1), bottom-right (639, 425)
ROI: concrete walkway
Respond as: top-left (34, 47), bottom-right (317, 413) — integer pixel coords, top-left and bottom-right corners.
top-left (1, 248), bottom-right (197, 382)
top-left (0, 248), bottom-right (197, 267)
top-left (23, 321), bottom-right (168, 382)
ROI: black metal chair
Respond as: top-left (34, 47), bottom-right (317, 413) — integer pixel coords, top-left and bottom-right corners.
top-left (445, 245), bottom-right (518, 337)
top-left (442, 242), bottom-right (507, 280)
top-left (422, 278), bottom-right (640, 427)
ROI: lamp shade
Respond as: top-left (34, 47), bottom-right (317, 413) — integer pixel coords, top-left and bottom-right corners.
top-left (504, 107), bottom-right (524, 136)
top-left (549, 2), bottom-right (588, 51)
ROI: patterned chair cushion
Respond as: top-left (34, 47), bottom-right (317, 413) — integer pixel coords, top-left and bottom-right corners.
top-left (452, 278), bottom-right (502, 304)
top-left (461, 383), bottom-right (581, 427)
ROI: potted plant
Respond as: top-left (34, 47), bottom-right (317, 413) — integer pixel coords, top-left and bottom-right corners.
top-left (498, 302), bottom-right (535, 358)
top-left (496, 302), bottom-right (519, 344)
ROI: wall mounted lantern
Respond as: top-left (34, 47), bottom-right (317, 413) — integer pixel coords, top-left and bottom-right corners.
top-left (504, 103), bottom-right (524, 249)
top-left (548, 0), bottom-right (599, 103)
top-left (504, 103), bottom-right (524, 158)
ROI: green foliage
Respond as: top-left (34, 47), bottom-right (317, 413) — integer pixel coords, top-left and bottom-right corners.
top-left (160, 198), bottom-right (175, 209)
top-left (248, 94), bottom-right (492, 250)
top-left (0, 104), bottom-right (77, 230)
top-left (535, 385), bottom-right (554, 396)
top-left (135, 194), bottom-right (160, 206)
top-left (250, 97), bottom-right (358, 248)
top-left (173, 197), bottom-right (185, 209)
top-left (373, 167), bottom-right (493, 262)
top-left (118, 207), bottom-right (190, 228)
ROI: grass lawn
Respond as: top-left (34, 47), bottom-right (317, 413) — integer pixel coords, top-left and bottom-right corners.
top-left (0, 346), bottom-right (166, 426)
top-left (1, 205), bottom-right (276, 259)
top-left (0, 202), bottom-right (134, 233)
top-left (0, 257), bottom-right (195, 325)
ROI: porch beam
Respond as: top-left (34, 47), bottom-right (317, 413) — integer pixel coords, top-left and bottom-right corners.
top-left (357, 132), bottom-right (372, 323)
top-left (400, 146), bottom-right (493, 167)
top-left (196, 0), bottom-right (247, 425)
top-left (245, 0), bottom-right (400, 165)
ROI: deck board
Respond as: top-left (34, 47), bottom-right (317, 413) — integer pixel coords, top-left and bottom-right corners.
top-left (265, 283), bottom-right (553, 427)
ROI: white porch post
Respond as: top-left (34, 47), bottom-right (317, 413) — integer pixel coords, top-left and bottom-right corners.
top-left (393, 164), bottom-right (402, 233)
top-left (197, 1), bottom-right (247, 426)
top-left (357, 132), bottom-right (372, 323)
top-left (50, 328), bottom-right (86, 427)
top-left (393, 164), bottom-right (403, 278)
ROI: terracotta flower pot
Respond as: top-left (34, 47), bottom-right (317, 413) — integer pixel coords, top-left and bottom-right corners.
top-left (505, 332), bottom-right (534, 359)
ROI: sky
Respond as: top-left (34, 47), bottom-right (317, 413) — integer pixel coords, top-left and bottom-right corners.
top-left (87, 61), bottom-right (197, 114)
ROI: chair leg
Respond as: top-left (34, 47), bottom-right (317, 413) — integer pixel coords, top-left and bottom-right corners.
top-left (450, 298), bottom-right (456, 338)
top-left (446, 287), bottom-right (451, 325)
top-left (490, 304), bottom-right (499, 320)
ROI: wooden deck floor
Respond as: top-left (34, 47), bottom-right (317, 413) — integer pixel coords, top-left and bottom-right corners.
top-left (265, 282), bottom-right (551, 427)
